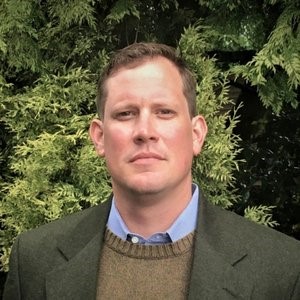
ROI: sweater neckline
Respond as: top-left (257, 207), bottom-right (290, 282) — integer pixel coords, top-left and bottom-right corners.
top-left (103, 227), bottom-right (195, 259)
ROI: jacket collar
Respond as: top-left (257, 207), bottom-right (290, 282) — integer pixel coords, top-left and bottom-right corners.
top-left (45, 194), bottom-right (252, 299)
top-left (45, 199), bottom-right (111, 300)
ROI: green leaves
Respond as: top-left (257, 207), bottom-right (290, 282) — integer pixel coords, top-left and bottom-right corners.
top-left (244, 205), bottom-right (279, 227)
top-left (106, 0), bottom-right (140, 24)
top-left (180, 25), bottom-right (243, 208)
top-left (48, 0), bottom-right (97, 29)
top-left (1, 0), bottom-right (299, 272)
top-left (230, 2), bottom-right (300, 113)
top-left (0, 66), bottom-right (100, 269)
top-left (0, 0), bottom-right (41, 72)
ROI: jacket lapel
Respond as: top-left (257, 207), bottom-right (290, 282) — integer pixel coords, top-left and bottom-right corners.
top-left (188, 195), bottom-right (253, 299)
top-left (45, 199), bottom-right (112, 300)
top-left (44, 193), bottom-right (253, 299)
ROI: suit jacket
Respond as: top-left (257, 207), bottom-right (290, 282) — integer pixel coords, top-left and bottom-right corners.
top-left (3, 195), bottom-right (300, 300)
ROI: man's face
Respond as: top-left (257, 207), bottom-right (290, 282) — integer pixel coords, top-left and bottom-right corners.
top-left (90, 57), bottom-right (207, 198)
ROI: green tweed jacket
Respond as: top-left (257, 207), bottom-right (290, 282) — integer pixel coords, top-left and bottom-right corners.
top-left (3, 195), bottom-right (300, 299)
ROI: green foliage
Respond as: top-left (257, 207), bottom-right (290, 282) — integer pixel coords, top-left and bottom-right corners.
top-left (0, 0), bottom-right (116, 77)
top-left (48, 0), bottom-right (97, 29)
top-left (0, 0), bottom-right (41, 72)
top-left (230, 2), bottom-right (300, 113)
top-left (203, 6), bottom-right (267, 51)
top-left (180, 25), bottom-right (243, 207)
top-left (0, 67), bottom-right (111, 271)
top-left (233, 102), bottom-right (300, 239)
top-left (106, 0), bottom-right (140, 24)
top-left (1, 0), bottom-right (299, 272)
top-left (244, 205), bottom-right (279, 227)
top-left (198, 0), bottom-right (242, 11)
top-left (1, 67), bottom-right (96, 140)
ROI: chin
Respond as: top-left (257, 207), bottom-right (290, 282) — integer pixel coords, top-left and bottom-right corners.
top-left (128, 183), bottom-right (165, 195)
top-left (120, 177), bottom-right (168, 196)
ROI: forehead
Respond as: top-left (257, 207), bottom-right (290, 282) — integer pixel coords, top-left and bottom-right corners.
top-left (108, 55), bottom-right (178, 77)
top-left (102, 58), bottom-right (189, 117)
top-left (106, 57), bottom-right (183, 90)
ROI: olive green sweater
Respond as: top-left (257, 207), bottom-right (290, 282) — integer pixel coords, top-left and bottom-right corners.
top-left (96, 228), bottom-right (195, 299)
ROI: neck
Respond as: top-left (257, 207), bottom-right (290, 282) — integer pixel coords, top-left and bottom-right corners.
top-left (112, 181), bottom-right (193, 238)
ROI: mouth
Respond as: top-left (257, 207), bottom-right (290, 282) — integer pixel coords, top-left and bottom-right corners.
top-left (129, 152), bottom-right (164, 163)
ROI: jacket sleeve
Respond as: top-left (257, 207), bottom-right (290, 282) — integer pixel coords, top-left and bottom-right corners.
top-left (3, 237), bottom-right (22, 300)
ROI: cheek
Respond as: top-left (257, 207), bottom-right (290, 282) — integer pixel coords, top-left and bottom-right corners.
top-left (162, 121), bottom-right (193, 142)
top-left (104, 127), bottom-right (130, 154)
top-left (162, 124), bottom-right (194, 154)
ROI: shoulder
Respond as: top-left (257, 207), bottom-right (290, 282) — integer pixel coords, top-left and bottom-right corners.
top-left (192, 198), bottom-right (300, 298)
top-left (17, 200), bottom-right (111, 248)
top-left (4, 200), bottom-right (111, 299)
top-left (202, 198), bottom-right (300, 260)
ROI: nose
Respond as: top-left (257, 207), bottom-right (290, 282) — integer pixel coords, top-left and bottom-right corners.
top-left (132, 113), bottom-right (159, 144)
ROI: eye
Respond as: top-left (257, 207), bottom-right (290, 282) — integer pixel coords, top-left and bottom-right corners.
top-left (114, 110), bottom-right (137, 120)
top-left (156, 109), bottom-right (176, 119)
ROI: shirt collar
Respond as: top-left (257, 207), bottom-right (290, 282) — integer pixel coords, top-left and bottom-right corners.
top-left (107, 183), bottom-right (199, 242)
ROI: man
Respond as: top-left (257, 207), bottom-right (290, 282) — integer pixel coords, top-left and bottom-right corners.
top-left (3, 43), bottom-right (300, 299)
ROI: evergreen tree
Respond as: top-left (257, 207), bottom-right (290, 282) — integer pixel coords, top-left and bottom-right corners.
top-left (0, 0), bottom-right (299, 273)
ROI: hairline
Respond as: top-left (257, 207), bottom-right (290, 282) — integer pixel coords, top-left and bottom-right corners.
top-left (97, 53), bottom-right (196, 119)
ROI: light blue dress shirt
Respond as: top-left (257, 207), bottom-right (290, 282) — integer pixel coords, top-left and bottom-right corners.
top-left (107, 183), bottom-right (199, 244)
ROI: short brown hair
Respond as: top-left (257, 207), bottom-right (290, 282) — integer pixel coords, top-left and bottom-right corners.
top-left (96, 42), bottom-right (197, 118)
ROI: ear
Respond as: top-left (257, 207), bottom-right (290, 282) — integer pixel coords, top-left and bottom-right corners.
top-left (192, 115), bottom-right (208, 156)
top-left (89, 118), bottom-right (105, 157)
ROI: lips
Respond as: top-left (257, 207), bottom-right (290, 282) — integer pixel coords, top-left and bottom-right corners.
top-left (129, 152), bottom-right (164, 163)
